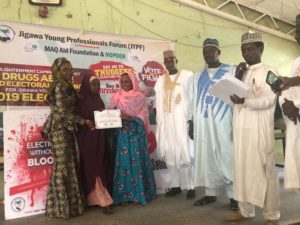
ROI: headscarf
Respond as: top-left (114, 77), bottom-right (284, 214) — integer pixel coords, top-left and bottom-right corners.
top-left (76, 73), bottom-right (111, 193)
top-left (46, 57), bottom-right (79, 104)
top-left (76, 73), bottom-right (105, 120)
top-left (109, 72), bottom-right (150, 134)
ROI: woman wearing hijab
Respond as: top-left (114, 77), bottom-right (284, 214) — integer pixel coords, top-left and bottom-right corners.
top-left (109, 72), bottom-right (156, 206)
top-left (76, 74), bottom-right (114, 214)
top-left (43, 57), bottom-right (94, 218)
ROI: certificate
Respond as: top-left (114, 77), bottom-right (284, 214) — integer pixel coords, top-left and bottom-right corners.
top-left (94, 109), bottom-right (122, 129)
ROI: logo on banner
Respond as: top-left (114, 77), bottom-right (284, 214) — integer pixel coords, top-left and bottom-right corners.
top-left (0, 25), bottom-right (15, 43)
top-left (138, 61), bottom-right (165, 87)
top-left (24, 42), bottom-right (38, 52)
top-left (11, 197), bottom-right (25, 212)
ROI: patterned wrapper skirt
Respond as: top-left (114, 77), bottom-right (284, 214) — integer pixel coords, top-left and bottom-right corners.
top-left (46, 130), bottom-right (85, 218)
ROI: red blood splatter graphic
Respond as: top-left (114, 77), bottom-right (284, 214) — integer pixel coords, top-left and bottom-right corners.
top-left (7, 122), bottom-right (53, 207)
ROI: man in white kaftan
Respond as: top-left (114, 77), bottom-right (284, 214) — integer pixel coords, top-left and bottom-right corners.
top-left (186, 38), bottom-right (238, 210)
top-left (154, 50), bottom-right (195, 198)
top-left (228, 31), bottom-right (280, 225)
top-left (278, 57), bottom-right (300, 189)
top-left (277, 15), bottom-right (300, 189)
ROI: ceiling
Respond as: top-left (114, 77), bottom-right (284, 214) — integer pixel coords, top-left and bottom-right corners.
top-left (236, 0), bottom-right (300, 25)
top-left (174, 0), bottom-right (300, 42)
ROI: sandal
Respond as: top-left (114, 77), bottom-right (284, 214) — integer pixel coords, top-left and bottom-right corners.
top-left (102, 206), bottom-right (114, 215)
top-left (226, 210), bottom-right (246, 222)
top-left (229, 198), bottom-right (239, 211)
top-left (194, 196), bottom-right (217, 206)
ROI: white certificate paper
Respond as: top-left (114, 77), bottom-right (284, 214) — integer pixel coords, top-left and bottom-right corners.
top-left (208, 74), bottom-right (249, 106)
top-left (94, 109), bottom-right (122, 129)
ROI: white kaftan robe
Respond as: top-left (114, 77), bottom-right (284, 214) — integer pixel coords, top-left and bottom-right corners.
top-left (280, 57), bottom-right (300, 189)
top-left (233, 63), bottom-right (280, 220)
top-left (154, 70), bottom-right (194, 189)
top-left (186, 64), bottom-right (235, 197)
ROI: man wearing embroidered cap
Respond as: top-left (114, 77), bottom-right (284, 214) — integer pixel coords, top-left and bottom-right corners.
top-left (228, 31), bottom-right (280, 225)
top-left (163, 49), bottom-right (175, 59)
top-left (186, 38), bottom-right (238, 210)
top-left (155, 49), bottom-right (195, 199)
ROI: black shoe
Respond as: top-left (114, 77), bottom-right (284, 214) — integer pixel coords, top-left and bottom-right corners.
top-left (194, 196), bottom-right (217, 206)
top-left (165, 187), bottom-right (182, 197)
top-left (229, 198), bottom-right (239, 211)
top-left (186, 189), bottom-right (196, 199)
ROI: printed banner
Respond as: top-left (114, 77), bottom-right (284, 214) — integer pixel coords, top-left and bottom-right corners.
top-left (0, 20), bottom-right (170, 106)
top-left (3, 110), bottom-right (170, 220)
top-left (1, 21), bottom-right (172, 220)
top-left (4, 109), bottom-right (51, 220)
top-left (0, 63), bottom-right (88, 106)
top-left (150, 150), bottom-right (171, 195)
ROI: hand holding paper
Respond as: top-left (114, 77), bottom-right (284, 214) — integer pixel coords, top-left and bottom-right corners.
top-left (208, 74), bottom-right (249, 105)
top-left (94, 109), bottom-right (122, 129)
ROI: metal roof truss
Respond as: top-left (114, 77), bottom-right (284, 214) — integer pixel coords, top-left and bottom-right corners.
top-left (173, 0), bottom-right (296, 42)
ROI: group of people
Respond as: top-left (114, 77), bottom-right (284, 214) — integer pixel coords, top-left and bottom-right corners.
top-left (154, 27), bottom-right (300, 225)
top-left (42, 16), bottom-right (300, 225)
top-left (43, 58), bottom-right (156, 218)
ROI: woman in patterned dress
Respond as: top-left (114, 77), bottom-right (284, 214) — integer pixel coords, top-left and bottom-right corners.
top-left (43, 57), bottom-right (94, 218)
top-left (109, 72), bottom-right (156, 205)
top-left (76, 74), bottom-right (114, 214)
